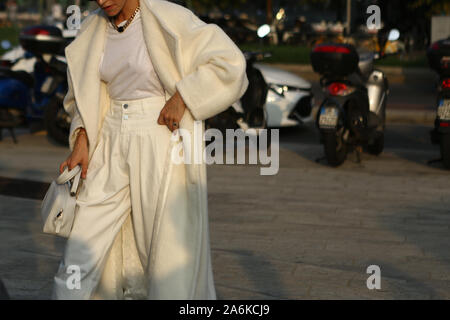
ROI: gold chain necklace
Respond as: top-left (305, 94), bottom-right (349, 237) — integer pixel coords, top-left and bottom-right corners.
top-left (110, 5), bottom-right (140, 33)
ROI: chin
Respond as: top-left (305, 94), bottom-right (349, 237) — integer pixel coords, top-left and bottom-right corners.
top-left (103, 7), bottom-right (120, 17)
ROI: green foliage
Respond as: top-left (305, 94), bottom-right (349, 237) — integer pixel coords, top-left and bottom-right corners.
top-left (374, 54), bottom-right (427, 68)
top-left (189, 0), bottom-right (248, 11)
top-left (409, 0), bottom-right (450, 17)
top-left (0, 26), bottom-right (20, 56)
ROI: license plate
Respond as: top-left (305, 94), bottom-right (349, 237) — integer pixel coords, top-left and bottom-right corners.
top-left (319, 108), bottom-right (339, 127)
top-left (438, 99), bottom-right (450, 120)
top-left (441, 57), bottom-right (450, 69)
top-left (41, 76), bottom-right (54, 94)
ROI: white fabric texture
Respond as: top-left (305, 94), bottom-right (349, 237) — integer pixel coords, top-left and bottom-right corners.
top-left (52, 95), bottom-right (216, 299)
top-left (99, 10), bottom-right (165, 100)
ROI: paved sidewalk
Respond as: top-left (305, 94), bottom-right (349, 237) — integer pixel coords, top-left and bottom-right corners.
top-left (0, 129), bottom-right (449, 299)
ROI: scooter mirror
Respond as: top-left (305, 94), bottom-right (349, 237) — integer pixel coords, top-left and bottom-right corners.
top-left (388, 29), bottom-right (400, 42)
top-left (257, 24), bottom-right (271, 38)
top-left (1, 40), bottom-right (11, 50)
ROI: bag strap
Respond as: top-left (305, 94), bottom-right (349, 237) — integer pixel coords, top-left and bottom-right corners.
top-left (70, 170), bottom-right (82, 196)
top-left (56, 165), bottom-right (82, 184)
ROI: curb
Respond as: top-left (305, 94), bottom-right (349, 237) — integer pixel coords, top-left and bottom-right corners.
top-left (386, 109), bottom-right (435, 125)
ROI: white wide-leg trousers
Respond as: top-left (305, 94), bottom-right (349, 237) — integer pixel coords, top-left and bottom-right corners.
top-left (52, 95), bottom-right (215, 299)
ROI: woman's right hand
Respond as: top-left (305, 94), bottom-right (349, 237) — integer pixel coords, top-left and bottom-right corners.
top-left (59, 129), bottom-right (89, 179)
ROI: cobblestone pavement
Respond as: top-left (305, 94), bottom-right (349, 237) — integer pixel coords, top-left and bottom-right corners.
top-left (0, 122), bottom-right (449, 299)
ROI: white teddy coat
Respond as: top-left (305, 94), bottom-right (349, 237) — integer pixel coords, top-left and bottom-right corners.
top-left (63, 0), bottom-right (248, 299)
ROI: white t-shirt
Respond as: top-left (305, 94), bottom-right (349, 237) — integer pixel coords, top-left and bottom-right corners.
top-left (99, 10), bottom-right (165, 100)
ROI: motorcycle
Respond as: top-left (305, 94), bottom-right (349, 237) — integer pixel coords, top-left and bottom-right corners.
top-left (428, 37), bottom-right (450, 169)
top-left (311, 41), bottom-right (391, 166)
top-left (0, 25), bottom-right (73, 145)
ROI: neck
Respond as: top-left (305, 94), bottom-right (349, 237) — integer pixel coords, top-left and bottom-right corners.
top-left (114, 0), bottom-right (139, 25)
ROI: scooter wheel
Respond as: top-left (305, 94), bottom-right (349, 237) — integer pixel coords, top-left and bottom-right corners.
top-left (368, 131), bottom-right (385, 156)
top-left (440, 133), bottom-right (450, 170)
top-left (323, 130), bottom-right (347, 167)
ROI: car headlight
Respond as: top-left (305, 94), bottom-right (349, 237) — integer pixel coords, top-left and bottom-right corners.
top-left (269, 84), bottom-right (287, 96)
top-left (269, 83), bottom-right (311, 97)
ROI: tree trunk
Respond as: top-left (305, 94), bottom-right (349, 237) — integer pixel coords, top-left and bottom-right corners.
top-left (266, 0), bottom-right (272, 25)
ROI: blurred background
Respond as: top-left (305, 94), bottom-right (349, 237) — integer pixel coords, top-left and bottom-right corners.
top-left (1, 0), bottom-right (449, 63)
top-left (1, 0), bottom-right (449, 146)
top-left (0, 0), bottom-right (450, 300)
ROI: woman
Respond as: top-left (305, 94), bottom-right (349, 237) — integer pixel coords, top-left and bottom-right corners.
top-left (53, 0), bottom-right (248, 299)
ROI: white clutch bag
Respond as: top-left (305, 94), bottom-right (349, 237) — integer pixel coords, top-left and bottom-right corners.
top-left (40, 165), bottom-right (83, 238)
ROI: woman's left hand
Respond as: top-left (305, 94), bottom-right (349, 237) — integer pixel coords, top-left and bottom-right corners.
top-left (157, 90), bottom-right (187, 132)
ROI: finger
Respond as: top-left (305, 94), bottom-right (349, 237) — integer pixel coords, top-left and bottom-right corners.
top-left (166, 116), bottom-right (174, 132)
top-left (173, 116), bottom-right (181, 131)
top-left (81, 162), bottom-right (88, 179)
top-left (171, 117), bottom-right (179, 132)
top-left (164, 114), bottom-right (170, 124)
top-left (68, 159), bottom-right (77, 171)
top-left (163, 115), bottom-right (170, 129)
top-left (158, 107), bottom-right (167, 125)
top-left (59, 160), bottom-right (68, 174)
top-left (157, 112), bottom-right (165, 125)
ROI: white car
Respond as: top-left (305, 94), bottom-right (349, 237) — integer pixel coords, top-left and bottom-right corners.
top-left (254, 63), bottom-right (314, 128)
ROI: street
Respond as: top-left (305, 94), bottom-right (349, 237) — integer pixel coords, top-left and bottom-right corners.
top-left (208, 122), bottom-right (450, 299)
top-left (0, 115), bottom-right (449, 299)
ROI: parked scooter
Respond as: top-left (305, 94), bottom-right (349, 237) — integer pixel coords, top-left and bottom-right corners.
top-left (0, 25), bottom-right (72, 144)
top-left (311, 42), bottom-right (390, 166)
top-left (428, 37), bottom-right (450, 169)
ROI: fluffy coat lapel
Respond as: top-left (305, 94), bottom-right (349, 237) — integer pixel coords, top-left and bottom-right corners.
top-left (64, 0), bottom-right (182, 158)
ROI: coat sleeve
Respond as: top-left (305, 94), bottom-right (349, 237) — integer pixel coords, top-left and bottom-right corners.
top-left (63, 13), bottom-right (97, 152)
top-left (174, 9), bottom-right (249, 121)
top-left (64, 67), bottom-right (86, 152)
